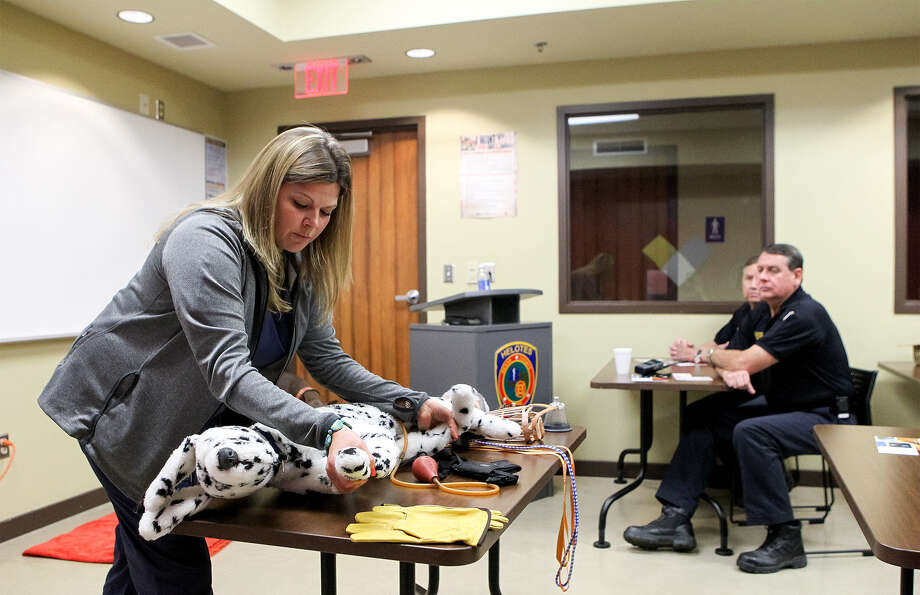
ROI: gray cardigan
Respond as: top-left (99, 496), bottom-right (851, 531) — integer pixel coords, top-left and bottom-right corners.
top-left (39, 208), bottom-right (428, 502)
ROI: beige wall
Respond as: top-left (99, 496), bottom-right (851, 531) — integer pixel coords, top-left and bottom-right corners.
top-left (0, 3), bottom-right (226, 520)
top-left (2, 1), bottom-right (919, 522)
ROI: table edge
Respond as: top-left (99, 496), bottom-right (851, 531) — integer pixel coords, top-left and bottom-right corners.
top-left (814, 424), bottom-right (920, 570)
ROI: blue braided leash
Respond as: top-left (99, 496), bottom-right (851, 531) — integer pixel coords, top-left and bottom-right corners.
top-left (472, 440), bottom-right (579, 590)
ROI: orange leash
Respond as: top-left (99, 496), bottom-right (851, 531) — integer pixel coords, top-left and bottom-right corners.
top-left (390, 420), bottom-right (499, 496)
top-left (388, 472), bottom-right (500, 496)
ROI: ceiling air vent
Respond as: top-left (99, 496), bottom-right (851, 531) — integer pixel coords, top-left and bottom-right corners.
top-left (155, 33), bottom-right (215, 51)
top-left (593, 138), bottom-right (647, 156)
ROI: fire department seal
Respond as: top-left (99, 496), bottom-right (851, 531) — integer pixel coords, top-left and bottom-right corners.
top-left (494, 340), bottom-right (538, 407)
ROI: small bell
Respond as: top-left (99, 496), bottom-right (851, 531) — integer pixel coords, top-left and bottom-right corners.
top-left (543, 395), bottom-right (572, 432)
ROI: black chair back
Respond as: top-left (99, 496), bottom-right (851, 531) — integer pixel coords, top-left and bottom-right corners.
top-left (848, 367), bottom-right (878, 426)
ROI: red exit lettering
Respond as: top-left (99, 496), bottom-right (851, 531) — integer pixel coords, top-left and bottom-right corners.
top-left (294, 59), bottom-right (349, 99)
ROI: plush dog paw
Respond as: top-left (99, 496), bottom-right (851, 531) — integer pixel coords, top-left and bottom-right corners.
top-left (336, 447), bottom-right (373, 481)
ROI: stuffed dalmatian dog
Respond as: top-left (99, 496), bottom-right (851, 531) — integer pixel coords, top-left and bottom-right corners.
top-left (138, 384), bottom-right (520, 540)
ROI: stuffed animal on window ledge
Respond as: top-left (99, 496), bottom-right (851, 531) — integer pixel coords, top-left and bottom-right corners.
top-left (138, 384), bottom-right (521, 540)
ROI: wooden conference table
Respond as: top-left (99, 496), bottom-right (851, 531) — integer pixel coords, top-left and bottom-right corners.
top-left (175, 426), bottom-right (586, 595)
top-left (590, 357), bottom-right (729, 551)
top-left (879, 361), bottom-right (920, 385)
top-left (814, 424), bottom-right (920, 595)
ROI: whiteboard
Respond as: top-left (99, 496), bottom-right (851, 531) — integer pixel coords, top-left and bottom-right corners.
top-left (0, 70), bottom-right (207, 342)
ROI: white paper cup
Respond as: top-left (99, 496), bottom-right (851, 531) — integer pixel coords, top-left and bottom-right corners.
top-left (614, 347), bottom-right (632, 375)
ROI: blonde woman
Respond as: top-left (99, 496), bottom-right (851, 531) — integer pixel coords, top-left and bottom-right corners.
top-left (39, 126), bottom-right (456, 594)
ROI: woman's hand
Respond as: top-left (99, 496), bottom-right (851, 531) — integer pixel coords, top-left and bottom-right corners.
top-left (417, 399), bottom-right (459, 441)
top-left (326, 427), bottom-right (376, 493)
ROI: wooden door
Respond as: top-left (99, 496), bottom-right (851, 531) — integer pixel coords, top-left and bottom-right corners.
top-left (569, 166), bottom-right (678, 301)
top-left (296, 129), bottom-right (421, 402)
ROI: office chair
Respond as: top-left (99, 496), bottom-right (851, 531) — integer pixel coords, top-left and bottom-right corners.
top-left (727, 367), bottom-right (877, 556)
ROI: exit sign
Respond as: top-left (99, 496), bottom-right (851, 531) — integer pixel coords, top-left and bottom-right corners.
top-left (294, 59), bottom-right (348, 99)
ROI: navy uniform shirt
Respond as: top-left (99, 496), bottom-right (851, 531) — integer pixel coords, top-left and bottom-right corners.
top-left (752, 288), bottom-right (853, 411)
top-left (715, 302), bottom-right (769, 351)
top-left (716, 302), bottom-right (770, 394)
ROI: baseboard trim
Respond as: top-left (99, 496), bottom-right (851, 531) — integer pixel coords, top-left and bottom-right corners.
top-left (573, 460), bottom-right (827, 488)
top-left (575, 460), bottom-right (669, 479)
top-left (0, 488), bottom-right (107, 544)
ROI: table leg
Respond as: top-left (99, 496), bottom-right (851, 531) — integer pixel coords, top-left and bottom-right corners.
top-left (321, 552), bottom-right (336, 595)
top-left (399, 562), bottom-right (415, 595)
top-left (488, 540), bottom-right (502, 595)
top-left (679, 391), bottom-right (687, 436)
top-left (595, 389), bottom-right (653, 548)
top-left (426, 566), bottom-right (440, 595)
top-left (613, 447), bottom-right (641, 484)
top-left (397, 562), bottom-right (439, 595)
top-left (901, 567), bottom-right (914, 595)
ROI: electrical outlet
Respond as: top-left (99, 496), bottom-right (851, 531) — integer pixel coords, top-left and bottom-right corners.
top-left (443, 263), bottom-right (454, 283)
top-left (139, 93), bottom-right (150, 116)
top-left (0, 434), bottom-right (9, 459)
top-left (466, 260), bottom-right (478, 285)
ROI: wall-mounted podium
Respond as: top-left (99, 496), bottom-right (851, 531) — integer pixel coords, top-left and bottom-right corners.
top-left (409, 289), bottom-right (552, 410)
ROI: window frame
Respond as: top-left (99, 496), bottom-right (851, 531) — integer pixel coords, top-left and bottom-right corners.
top-left (894, 86), bottom-right (920, 314)
top-left (557, 94), bottom-right (775, 314)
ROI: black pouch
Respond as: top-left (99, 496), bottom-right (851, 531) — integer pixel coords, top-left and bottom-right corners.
top-left (433, 448), bottom-right (521, 486)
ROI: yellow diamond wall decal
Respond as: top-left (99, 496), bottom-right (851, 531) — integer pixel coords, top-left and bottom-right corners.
top-left (642, 235), bottom-right (676, 269)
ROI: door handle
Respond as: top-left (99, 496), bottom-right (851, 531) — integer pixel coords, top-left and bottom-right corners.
top-left (395, 289), bottom-right (420, 305)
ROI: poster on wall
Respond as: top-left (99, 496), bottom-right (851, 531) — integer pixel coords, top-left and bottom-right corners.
top-left (205, 136), bottom-right (227, 199)
top-left (459, 131), bottom-right (517, 218)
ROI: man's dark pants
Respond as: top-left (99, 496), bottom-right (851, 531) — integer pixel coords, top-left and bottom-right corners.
top-left (655, 392), bottom-right (836, 525)
top-left (86, 455), bottom-right (213, 595)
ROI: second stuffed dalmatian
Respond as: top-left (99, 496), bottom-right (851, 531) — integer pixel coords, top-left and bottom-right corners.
top-left (139, 384), bottom-right (521, 540)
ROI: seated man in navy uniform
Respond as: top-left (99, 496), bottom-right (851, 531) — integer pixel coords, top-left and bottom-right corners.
top-left (623, 243), bottom-right (853, 574)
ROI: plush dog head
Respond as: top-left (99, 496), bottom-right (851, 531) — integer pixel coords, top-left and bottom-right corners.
top-left (138, 425), bottom-right (281, 541)
top-left (192, 426), bottom-right (281, 498)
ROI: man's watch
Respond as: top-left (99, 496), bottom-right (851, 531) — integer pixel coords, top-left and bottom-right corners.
top-left (707, 347), bottom-right (716, 364)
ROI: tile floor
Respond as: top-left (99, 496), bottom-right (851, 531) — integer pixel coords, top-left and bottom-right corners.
top-left (1, 476), bottom-right (914, 594)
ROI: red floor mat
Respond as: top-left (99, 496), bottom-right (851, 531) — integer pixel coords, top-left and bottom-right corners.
top-left (22, 512), bottom-right (231, 563)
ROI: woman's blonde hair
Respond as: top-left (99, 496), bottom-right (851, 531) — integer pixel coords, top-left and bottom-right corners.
top-left (160, 126), bottom-right (353, 320)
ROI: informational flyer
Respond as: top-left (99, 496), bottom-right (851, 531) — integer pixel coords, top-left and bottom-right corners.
top-left (875, 435), bottom-right (920, 455)
top-left (205, 136), bottom-right (227, 199)
top-left (459, 131), bottom-right (517, 218)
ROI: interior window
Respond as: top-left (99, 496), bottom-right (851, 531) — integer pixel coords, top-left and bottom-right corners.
top-left (558, 95), bottom-right (774, 313)
top-left (895, 86), bottom-right (920, 313)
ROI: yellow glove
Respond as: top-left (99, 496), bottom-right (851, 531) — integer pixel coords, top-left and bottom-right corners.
top-left (346, 505), bottom-right (506, 546)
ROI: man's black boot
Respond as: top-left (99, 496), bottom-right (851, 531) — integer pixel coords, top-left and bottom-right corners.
top-left (737, 521), bottom-right (807, 573)
top-left (623, 505), bottom-right (696, 552)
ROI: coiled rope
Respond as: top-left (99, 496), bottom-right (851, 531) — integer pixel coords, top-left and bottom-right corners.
top-left (469, 440), bottom-right (579, 592)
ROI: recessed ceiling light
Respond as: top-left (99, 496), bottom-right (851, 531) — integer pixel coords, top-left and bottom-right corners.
top-left (117, 10), bottom-right (154, 24)
top-left (567, 114), bottom-right (640, 126)
top-left (406, 48), bottom-right (435, 59)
